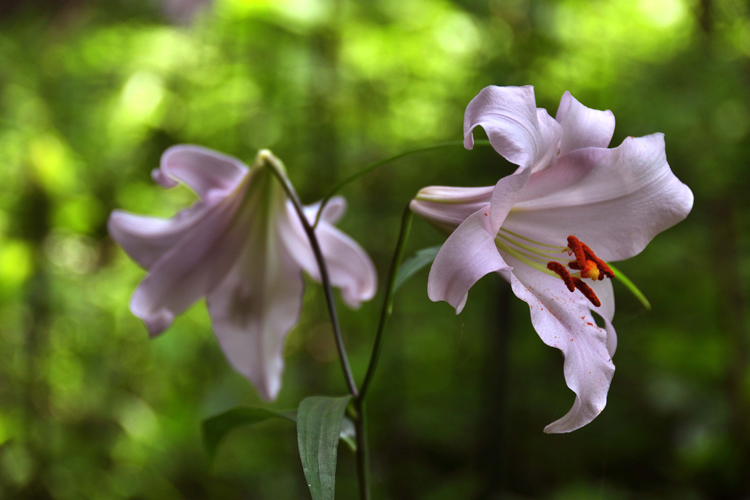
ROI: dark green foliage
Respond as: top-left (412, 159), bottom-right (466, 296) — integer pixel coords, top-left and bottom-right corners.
top-left (202, 406), bottom-right (297, 461)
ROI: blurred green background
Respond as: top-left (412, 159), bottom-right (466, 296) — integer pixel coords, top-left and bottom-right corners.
top-left (0, 0), bottom-right (748, 498)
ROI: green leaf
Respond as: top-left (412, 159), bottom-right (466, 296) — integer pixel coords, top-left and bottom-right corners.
top-left (339, 417), bottom-right (356, 452)
top-left (297, 396), bottom-right (352, 500)
top-left (202, 406), bottom-right (357, 461)
top-left (393, 245), bottom-right (441, 293)
top-left (202, 406), bottom-right (296, 461)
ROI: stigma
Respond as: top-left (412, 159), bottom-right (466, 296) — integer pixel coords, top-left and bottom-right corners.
top-left (546, 235), bottom-right (615, 307)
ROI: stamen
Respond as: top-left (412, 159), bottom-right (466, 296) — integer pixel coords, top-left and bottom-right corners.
top-left (500, 228), bottom-right (567, 250)
top-left (567, 235), bottom-right (588, 269)
top-left (497, 233), bottom-right (566, 260)
top-left (580, 241), bottom-right (614, 279)
top-left (547, 262), bottom-right (575, 292)
top-left (572, 277), bottom-right (601, 307)
top-left (495, 239), bottom-right (560, 278)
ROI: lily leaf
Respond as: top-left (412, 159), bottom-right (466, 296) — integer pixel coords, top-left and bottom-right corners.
top-left (203, 405), bottom-right (357, 462)
top-left (393, 245), bottom-right (441, 293)
top-left (339, 417), bottom-right (357, 452)
top-left (202, 406), bottom-right (296, 461)
top-left (297, 396), bottom-right (352, 500)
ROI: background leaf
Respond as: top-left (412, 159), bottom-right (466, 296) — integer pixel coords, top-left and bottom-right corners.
top-left (393, 245), bottom-right (441, 293)
top-left (202, 406), bottom-right (296, 461)
top-left (297, 396), bottom-right (352, 500)
top-left (203, 406), bottom-right (357, 461)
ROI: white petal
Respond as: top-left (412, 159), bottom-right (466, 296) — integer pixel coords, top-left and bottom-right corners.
top-left (281, 201), bottom-right (377, 308)
top-left (129, 167), bottom-right (273, 336)
top-left (555, 92), bottom-right (616, 155)
top-left (304, 195), bottom-right (348, 225)
top-left (503, 134), bottom-right (694, 261)
top-left (409, 185), bottom-right (494, 233)
top-left (489, 169), bottom-right (532, 234)
top-left (152, 167), bottom-right (179, 188)
top-left (206, 222), bottom-right (304, 401)
top-left (464, 85), bottom-right (562, 172)
top-left (108, 203), bottom-right (210, 269)
top-left (499, 254), bottom-right (615, 433)
top-left (156, 145), bottom-right (249, 199)
top-left (427, 209), bottom-right (510, 313)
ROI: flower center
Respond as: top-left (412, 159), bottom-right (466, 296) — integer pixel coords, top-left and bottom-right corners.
top-left (494, 230), bottom-right (614, 308)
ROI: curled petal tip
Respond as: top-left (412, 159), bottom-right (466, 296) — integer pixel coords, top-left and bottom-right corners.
top-left (152, 168), bottom-right (179, 188)
top-left (141, 309), bottom-right (175, 338)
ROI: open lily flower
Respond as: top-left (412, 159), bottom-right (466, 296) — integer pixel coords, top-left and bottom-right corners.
top-left (109, 147), bottom-right (377, 400)
top-left (411, 86), bottom-right (693, 433)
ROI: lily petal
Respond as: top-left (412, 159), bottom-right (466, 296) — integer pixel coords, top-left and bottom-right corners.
top-left (155, 145), bottom-right (248, 199)
top-left (409, 185), bottom-right (494, 233)
top-left (129, 168), bottom-right (269, 337)
top-left (427, 210), bottom-right (510, 313)
top-left (500, 254), bottom-right (615, 433)
top-left (555, 92), bottom-right (615, 155)
top-left (206, 211), bottom-right (304, 401)
top-left (464, 85), bottom-right (562, 172)
top-left (108, 204), bottom-right (209, 269)
top-left (489, 169), bottom-right (532, 234)
top-left (503, 134), bottom-right (694, 261)
top-left (281, 200), bottom-right (377, 308)
top-left (304, 195), bottom-right (348, 225)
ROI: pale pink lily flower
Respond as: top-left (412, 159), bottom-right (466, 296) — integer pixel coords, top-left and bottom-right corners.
top-left (410, 86), bottom-right (693, 433)
top-left (109, 147), bottom-right (377, 400)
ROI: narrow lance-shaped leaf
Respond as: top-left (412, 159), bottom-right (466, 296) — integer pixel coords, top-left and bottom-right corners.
top-left (202, 407), bottom-right (296, 461)
top-left (393, 245), bottom-right (441, 293)
top-left (297, 396), bottom-right (352, 500)
top-left (202, 405), bottom-right (357, 462)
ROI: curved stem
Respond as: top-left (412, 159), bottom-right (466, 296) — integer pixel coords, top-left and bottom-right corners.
top-left (360, 205), bottom-right (413, 401)
top-left (261, 151), bottom-right (359, 398)
top-left (313, 139), bottom-right (491, 228)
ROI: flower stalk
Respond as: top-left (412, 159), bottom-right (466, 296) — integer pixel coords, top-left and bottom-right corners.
top-left (264, 151), bottom-right (377, 499)
top-left (360, 205), bottom-right (413, 400)
top-left (313, 140), bottom-right (491, 229)
top-left (261, 151), bottom-right (360, 399)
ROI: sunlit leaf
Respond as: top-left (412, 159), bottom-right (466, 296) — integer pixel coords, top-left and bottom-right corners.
top-left (297, 396), bottom-right (352, 500)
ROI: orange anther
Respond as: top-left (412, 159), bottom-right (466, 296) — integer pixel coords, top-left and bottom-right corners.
top-left (547, 261), bottom-right (575, 292)
top-left (567, 235), bottom-right (588, 269)
top-left (572, 277), bottom-right (601, 307)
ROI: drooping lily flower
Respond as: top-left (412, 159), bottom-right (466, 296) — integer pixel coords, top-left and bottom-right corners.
top-left (410, 86), bottom-right (693, 433)
top-left (109, 147), bottom-right (377, 400)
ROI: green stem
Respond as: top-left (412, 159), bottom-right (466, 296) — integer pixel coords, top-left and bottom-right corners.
top-left (353, 399), bottom-right (370, 500)
top-left (312, 139), bottom-right (491, 228)
top-left (352, 205), bottom-right (413, 500)
top-left (359, 205), bottom-right (413, 401)
top-left (260, 151), bottom-right (360, 398)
